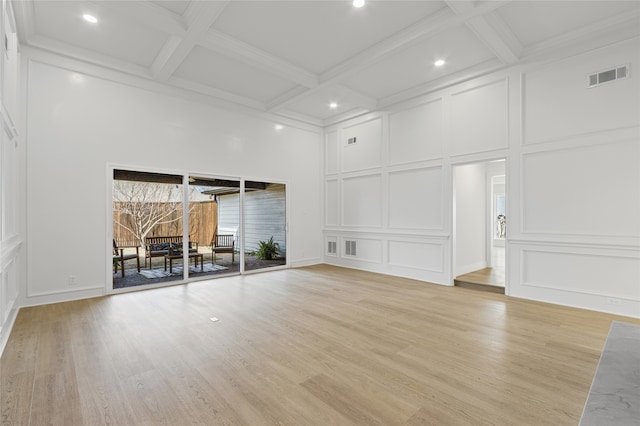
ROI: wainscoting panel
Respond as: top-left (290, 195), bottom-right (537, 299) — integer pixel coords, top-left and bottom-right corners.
top-left (388, 240), bottom-right (443, 273)
top-left (325, 130), bottom-right (339, 175)
top-left (510, 242), bottom-right (640, 317)
top-left (342, 118), bottom-right (382, 173)
top-left (341, 237), bottom-right (382, 264)
top-left (388, 166), bottom-right (443, 230)
top-left (325, 179), bottom-right (339, 227)
top-left (450, 78), bottom-right (508, 156)
top-left (388, 99), bottom-right (443, 166)
top-left (522, 38), bottom-right (640, 145)
top-left (522, 249), bottom-right (639, 300)
top-left (342, 174), bottom-right (382, 228)
top-left (521, 140), bottom-right (640, 238)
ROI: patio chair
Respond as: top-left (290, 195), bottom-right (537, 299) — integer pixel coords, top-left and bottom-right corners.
top-left (113, 239), bottom-right (140, 277)
top-left (211, 234), bottom-right (235, 264)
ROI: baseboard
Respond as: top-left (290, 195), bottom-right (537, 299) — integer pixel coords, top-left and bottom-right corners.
top-left (290, 257), bottom-right (322, 268)
top-left (0, 304), bottom-right (20, 358)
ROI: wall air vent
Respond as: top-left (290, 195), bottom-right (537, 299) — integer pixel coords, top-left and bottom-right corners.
top-left (327, 241), bottom-right (337, 255)
top-left (588, 65), bottom-right (629, 88)
top-left (345, 240), bottom-right (357, 257)
top-left (347, 137), bottom-right (357, 145)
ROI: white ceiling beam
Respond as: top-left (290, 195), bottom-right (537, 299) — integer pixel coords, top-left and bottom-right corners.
top-left (12, 0), bottom-right (36, 43)
top-left (522, 8), bottom-right (640, 58)
top-left (168, 76), bottom-right (266, 111)
top-left (465, 13), bottom-right (522, 64)
top-left (28, 34), bottom-right (152, 78)
top-left (269, 0), bottom-right (512, 112)
top-left (446, 1), bottom-right (521, 64)
top-left (266, 86), bottom-right (311, 111)
top-left (334, 85), bottom-right (378, 111)
top-left (90, 1), bottom-right (186, 37)
top-left (151, 1), bottom-right (230, 82)
top-left (199, 30), bottom-right (318, 88)
top-left (323, 107), bottom-right (373, 127)
top-left (272, 109), bottom-right (325, 128)
top-left (320, 7), bottom-right (454, 85)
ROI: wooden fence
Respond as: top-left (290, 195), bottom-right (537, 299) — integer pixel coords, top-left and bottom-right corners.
top-left (113, 201), bottom-right (218, 247)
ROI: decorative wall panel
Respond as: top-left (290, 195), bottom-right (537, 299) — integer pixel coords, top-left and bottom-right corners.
top-left (342, 174), bottom-right (382, 228)
top-left (325, 179), bottom-right (339, 227)
top-left (522, 140), bottom-right (640, 237)
top-left (325, 130), bottom-right (339, 175)
top-left (388, 240), bottom-right (443, 272)
top-left (522, 249), bottom-right (640, 300)
top-left (450, 79), bottom-right (508, 156)
top-left (342, 118), bottom-right (382, 173)
top-left (523, 39), bottom-right (640, 144)
top-left (388, 167), bottom-right (443, 230)
top-left (389, 99), bottom-right (443, 165)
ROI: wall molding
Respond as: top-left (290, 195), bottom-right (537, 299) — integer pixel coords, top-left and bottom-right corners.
top-left (522, 124), bottom-right (640, 149)
top-left (322, 229), bottom-right (450, 240)
top-left (0, 237), bottom-right (22, 271)
top-left (509, 238), bottom-right (640, 251)
top-left (520, 138), bottom-right (640, 238)
top-left (519, 247), bottom-right (640, 302)
top-left (387, 239), bottom-right (445, 273)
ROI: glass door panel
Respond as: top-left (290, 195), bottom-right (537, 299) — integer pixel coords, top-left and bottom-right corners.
top-left (112, 170), bottom-right (184, 289)
top-left (244, 181), bottom-right (286, 272)
top-left (189, 176), bottom-right (240, 277)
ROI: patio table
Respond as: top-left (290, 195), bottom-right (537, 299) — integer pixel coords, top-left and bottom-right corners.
top-left (164, 252), bottom-right (204, 273)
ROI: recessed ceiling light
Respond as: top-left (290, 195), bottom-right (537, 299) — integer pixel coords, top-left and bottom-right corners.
top-left (434, 59), bottom-right (446, 67)
top-left (274, 124), bottom-right (284, 131)
top-left (83, 14), bottom-right (98, 24)
top-left (329, 102), bottom-right (338, 109)
top-left (353, 0), bottom-right (365, 8)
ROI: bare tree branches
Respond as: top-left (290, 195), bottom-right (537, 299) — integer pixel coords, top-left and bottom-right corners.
top-left (113, 181), bottom-right (196, 247)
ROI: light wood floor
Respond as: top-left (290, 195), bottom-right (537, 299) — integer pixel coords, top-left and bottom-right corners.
top-left (455, 246), bottom-right (505, 292)
top-left (2, 265), bottom-right (637, 425)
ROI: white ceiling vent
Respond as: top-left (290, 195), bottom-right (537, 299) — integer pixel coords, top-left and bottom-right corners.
top-left (588, 65), bottom-right (629, 88)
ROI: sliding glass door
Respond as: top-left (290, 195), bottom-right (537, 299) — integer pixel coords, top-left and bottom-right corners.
top-left (112, 170), bottom-right (184, 289)
top-left (112, 169), bottom-right (285, 290)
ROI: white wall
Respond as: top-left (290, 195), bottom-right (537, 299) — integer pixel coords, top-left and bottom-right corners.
top-left (0, 0), bottom-right (21, 354)
top-left (510, 37), bottom-right (640, 317)
top-left (453, 163), bottom-right (486, 276)
top-left (324, 37), bottom-right (640, 317)
top-left (21, 51), bottom-right (322, 307)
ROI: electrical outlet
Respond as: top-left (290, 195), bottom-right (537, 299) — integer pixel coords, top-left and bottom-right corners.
top-left (607, 297), bottom-right (622, 305)
top-left (68, 275), bottom-right (77, 286)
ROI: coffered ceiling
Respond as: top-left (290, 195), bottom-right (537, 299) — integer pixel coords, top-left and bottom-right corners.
top-left (12, 0), bottom-right (640, 127)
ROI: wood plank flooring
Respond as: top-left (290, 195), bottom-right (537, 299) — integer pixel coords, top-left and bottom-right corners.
top-left (455, 247), bottom-right (505, 293)
top-left (2, 264), bottom-right (638, 425)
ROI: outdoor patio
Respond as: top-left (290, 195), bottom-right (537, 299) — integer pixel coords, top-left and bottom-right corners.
top-left (113, 250), bottom-right (286, 289)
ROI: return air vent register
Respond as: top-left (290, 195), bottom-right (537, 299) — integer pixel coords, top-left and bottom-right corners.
top-left (345, 240), bottom-right (357, 256)
top-left (588, 65), bottom-right (629, 88)
top-left (327, 241), bottom-right (337, 255)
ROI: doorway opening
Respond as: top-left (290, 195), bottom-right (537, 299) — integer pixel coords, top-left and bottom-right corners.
top-left (452, 159), bottom-right (506, 293)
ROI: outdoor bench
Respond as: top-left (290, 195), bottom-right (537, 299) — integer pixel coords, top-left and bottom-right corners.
top-left (144, 235), bottom-right (198, 268)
